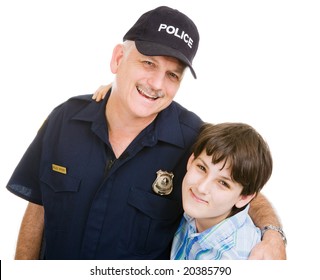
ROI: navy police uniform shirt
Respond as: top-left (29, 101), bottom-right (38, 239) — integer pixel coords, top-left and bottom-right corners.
top-left (7, 92), bottom-right (203, 259)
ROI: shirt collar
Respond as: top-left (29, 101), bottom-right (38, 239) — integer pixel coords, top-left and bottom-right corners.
top-left (154, 101), bottom-right (185, 148)
top-left (71, 92), bottom-right (110, 144)
top-left (71, 92), bottom-right (109, 124)
top-left (184, 204), bottom-right (251, 248)
top-left (71, 89), bottom-right (186, 148)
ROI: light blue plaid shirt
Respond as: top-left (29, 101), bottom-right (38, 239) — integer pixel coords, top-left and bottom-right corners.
top-left (170, 205), bottom-right (261, 260)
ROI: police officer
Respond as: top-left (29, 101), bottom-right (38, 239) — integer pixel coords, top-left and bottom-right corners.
top-left (6, 6), bottom-right (286, 259)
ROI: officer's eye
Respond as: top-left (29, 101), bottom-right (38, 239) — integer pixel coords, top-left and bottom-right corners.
top-left (142, 60), bottom-right (154, 67)
top-left (167, 72), bottom-right (179, 81)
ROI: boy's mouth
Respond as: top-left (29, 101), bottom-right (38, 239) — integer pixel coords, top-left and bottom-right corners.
top-left (190, 188), bottom-right (208, 204)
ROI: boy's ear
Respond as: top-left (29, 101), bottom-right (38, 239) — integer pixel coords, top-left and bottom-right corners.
top-left (235, 193), bottom-right (257, 209)
top-left (186, 153), bottom-right (195, 170)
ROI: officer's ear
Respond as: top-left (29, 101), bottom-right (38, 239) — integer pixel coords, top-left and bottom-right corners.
top-left (110, 44), bottom-right (125, 74)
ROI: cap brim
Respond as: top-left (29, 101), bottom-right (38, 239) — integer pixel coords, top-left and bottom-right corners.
top-left (135, 41), bottom-right (197, 79)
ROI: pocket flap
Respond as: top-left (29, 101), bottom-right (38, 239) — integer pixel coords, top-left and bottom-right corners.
top-left (127, 187), bottom-right (181, 220)
top-left (40, 164), bottom-right (81, 193)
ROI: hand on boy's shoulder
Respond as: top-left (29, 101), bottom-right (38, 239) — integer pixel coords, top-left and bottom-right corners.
top-left (92, 84), bottom-right (111, 102)
top-left (248, 230), bottom-right (286, 260)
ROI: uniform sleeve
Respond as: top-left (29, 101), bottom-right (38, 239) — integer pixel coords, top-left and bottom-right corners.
top-left (6, 118), bottom-right (49, 205)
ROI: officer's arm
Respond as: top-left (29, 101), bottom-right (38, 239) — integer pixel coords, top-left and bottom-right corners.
top-left (248, 193), bottom-right (286, 260)
top-left (15, 202), bottom-right (44, 260)
top-left (92, 84), bottom-right (112, 101)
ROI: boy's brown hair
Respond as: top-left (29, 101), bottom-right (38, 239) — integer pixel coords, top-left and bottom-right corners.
top-left (192, 122), bottom-right (273, 196)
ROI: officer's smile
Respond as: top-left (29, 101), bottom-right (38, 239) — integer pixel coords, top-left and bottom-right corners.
top-left (137, 86), bottom-right (163, 101)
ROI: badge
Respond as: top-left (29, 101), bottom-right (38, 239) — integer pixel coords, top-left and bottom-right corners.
top-left (52, 163), bottom-right (67, 174)
top-left (152, 170), bottom-right (174, 196)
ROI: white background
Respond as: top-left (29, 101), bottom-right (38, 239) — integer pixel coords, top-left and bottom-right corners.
top-left (0, 0), bottom-right (319, 276)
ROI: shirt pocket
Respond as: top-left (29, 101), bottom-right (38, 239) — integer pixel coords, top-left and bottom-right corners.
top-left (123, 187), bottom-right (182, 258)
top-left (39, 163), bottom-right (82, 230)
top-left (40, 164), bottom-right (81, 193)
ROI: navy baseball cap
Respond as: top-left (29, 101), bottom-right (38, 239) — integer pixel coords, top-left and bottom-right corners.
top-left (123, 6), bottom-right (199, 78)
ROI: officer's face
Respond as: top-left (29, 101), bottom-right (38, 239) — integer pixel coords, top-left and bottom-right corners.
top-left (110, 43), bottom-right (186, 120)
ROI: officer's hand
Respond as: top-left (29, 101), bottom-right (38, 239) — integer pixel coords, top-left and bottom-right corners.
top-left (92, 84), bottom-right (112, 102)
top-left (248, 230), bottom-right (286, 260)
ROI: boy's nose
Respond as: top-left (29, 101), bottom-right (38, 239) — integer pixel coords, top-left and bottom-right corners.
top-left (196, 178), bottom-right (211, 195)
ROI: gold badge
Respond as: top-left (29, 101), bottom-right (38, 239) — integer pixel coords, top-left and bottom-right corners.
top-left (152, 170), bottom-right (174, 196)
top-left (52, 164), bottom-right (67, 174)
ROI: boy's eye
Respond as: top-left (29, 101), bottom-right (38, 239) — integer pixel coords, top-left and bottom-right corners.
top-left (197, 164), bottom-right (206, 172)
top-left (219, 180), bottom-right (230, 188)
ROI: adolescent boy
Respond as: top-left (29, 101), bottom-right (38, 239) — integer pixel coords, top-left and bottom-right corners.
top-left (171, 122), bottom-right (273, 260)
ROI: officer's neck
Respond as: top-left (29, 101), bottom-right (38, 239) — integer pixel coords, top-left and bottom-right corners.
top-left (105, 97), bottom-right (157, 158)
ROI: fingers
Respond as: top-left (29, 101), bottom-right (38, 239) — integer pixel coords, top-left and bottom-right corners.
top-left (92, 85), bottom-right (106, 102)
top-left (92, 84), bottom-right (112, 102)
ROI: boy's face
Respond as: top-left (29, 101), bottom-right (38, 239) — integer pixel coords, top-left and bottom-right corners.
top-left (182, 151), bottom-right (255, 232)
